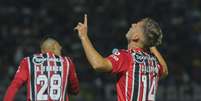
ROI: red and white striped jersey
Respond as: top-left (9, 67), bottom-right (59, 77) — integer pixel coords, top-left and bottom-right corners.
top-left (4, 52), bottom-right (79, 101)
top-left (107, 48), bottom-right (163, 101)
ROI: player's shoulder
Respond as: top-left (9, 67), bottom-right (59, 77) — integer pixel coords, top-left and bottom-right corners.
top-left (109, 48), bottom-right (132, 62)
top-left (62, 56), bottom-right (71, 60)
top-left (28, 53), bottom-right (43, 59)
top-left (16, 56), bottom-right (29, 66)
top-left (112, 48), bottom-right (130, 56)
top-left (62, 56), bottom-right (74, 63)
top-left (28, 53), bottom-right (44, 60)
top-left (111, 48), bottom-right (132, 60)
top-left (20, 56), bottom-right (30, 61)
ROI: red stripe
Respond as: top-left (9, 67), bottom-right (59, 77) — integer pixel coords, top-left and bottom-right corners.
top-left (139, 72), bottom-right (143, 101)
top-left (127, 60), bottom-right (134, 101)
top-left (64, 57), bottom-right (70, 101)
top-left (62, 57), bottom-right (67, 101)
top-left (25, 57), bottom-right (31, 100)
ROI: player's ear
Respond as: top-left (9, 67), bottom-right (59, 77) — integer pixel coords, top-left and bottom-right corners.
top-left (52, 43), bottom-right (57, 51)
top-left (53, 42), bottom-right (60, 52)
top-left (132, 34), bottom-right (139, 40)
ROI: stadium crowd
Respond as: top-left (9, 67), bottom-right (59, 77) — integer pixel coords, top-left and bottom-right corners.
top-left (0, 0), bottom-right (201, 101)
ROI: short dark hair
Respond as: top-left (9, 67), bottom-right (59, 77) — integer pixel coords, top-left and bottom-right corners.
top-left (141, 18), bottom-right (163, 48)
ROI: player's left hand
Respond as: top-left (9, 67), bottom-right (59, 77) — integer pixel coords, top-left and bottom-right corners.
top-left (74, 14), bottom-right (88, 39)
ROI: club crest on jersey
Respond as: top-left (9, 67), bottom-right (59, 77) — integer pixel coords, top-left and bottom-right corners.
top-left (134, 53), bottom-right (145, 63)
top-left (32, 55), bottom-right (45, 65)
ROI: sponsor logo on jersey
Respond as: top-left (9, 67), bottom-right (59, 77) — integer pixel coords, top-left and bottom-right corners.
top-left (33, 55), bottom-right (64, 65)
top-left (32, 56), bottom-right (45, 65)
top-left (134, 53), bottom-right (157, 63)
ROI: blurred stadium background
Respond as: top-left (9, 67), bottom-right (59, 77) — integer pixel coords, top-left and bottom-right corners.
top-left (0, 0), bottom-right (201, 101)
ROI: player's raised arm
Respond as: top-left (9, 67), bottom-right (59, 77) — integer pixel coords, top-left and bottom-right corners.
top-left (150, 47), bottom-right (168, 78)
top-left (74, 14), bottom-right (112, 72)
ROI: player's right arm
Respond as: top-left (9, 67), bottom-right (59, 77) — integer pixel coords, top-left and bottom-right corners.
top-left (4, 58), bottom-right (28, 101)
top-left (74, 14), bottom-right (112, 72)
top-left (150, 47), bottom-right (168, 78)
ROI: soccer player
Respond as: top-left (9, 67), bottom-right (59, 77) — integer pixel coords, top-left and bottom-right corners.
top-left (74, 15), bottom-right (168, 101)
top-left (4, 37), bottom-right (79, 101)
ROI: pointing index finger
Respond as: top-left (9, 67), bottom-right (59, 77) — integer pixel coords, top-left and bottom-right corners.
top-left (84, 14), bottom-right (87, 26)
